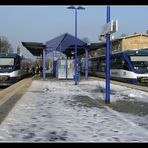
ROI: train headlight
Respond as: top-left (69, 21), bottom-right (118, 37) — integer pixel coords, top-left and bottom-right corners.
top-left (134, 66), bottom-right (138, 70)
top-left (0, 75), bottom-right (9, 81)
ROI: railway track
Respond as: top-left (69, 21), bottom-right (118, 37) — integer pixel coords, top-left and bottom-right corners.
top-left (84, 76), bottom-right (148, 92)
top-left (135, 83), bottom-right (148, 87)
top-left (112, 81), bottom-right (148, 92)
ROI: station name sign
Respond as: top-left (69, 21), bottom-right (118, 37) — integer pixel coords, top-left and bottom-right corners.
top-left (102, 20), bottom-right (118, 35)
top-left (99, 20), bottom-right (118, 41)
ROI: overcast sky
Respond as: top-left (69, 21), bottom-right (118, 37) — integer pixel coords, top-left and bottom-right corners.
top-left (0, 5), bottom-right (148, 59)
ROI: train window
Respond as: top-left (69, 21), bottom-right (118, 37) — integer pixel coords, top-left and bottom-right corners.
top-left (0, 58), bottom-right (14, 66)
top-left (15, 61), bottom-right (20, 70)
top-left (130, 55), bottom-right (148, 72)
top-left (99, 60), bottom-right (106, 72)
top-left (110, 58), bottom-right (129, 70)
top-left (132, 61), bottom-right (148, 72)
top-left (88, 61), bottom-right (92, 67)
top-left (121, 60), bottom-right (129, 70)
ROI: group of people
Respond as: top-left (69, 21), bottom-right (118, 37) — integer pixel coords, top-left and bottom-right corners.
top-left (31, 65), bottom-right (42, 75)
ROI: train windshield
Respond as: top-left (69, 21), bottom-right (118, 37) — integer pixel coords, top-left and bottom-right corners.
top-left (0, 58), bottom-right (14, 72)
top-left (130, 56), bottom-right (148, 72)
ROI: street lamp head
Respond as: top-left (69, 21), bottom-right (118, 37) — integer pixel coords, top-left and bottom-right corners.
top-left (67, 6), bottom-right (75, 9)
top-left (67, 5), bottom-right (85, 10)
top-left (77, 6), bottom-right (85, 10)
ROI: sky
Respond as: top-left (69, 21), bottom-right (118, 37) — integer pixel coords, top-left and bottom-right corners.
top-left (0, 5), bottom-right (148, 59)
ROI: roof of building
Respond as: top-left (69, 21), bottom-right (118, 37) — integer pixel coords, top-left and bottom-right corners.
top-left (112, 33), bottom-right (148, 42)
top-left (46, 33), bottom-right (87, 56)
top-left (22, 42), bottom-right (45, 56)
top-left (119, 33), bottom-right (148, 39)
top-left (89, 42), bottom-right (106, 50)
top-left (22, 33), bottom-right (87, 57)
top-left (89, 33), bottom-right (148, 50)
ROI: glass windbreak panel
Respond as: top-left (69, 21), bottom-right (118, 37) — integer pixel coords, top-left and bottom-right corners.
top-left (0, 58), bottom-right (14, 72)
top-left (130, 56), bottom-right (148, 72)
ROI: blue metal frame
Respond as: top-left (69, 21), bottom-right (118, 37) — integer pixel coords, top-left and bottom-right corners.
top-left (42, 48), bottom-right (46, 80)
top-left (66, 56), bottom-right (68, 80)
top-left (85, 47), bottom-right (88, 80)
top-left (74, 8), bottom-right (78, 85)
top-left (67, 6), bottom-right (85, 85)
top-left (105, 6), bottom-right (110, 104)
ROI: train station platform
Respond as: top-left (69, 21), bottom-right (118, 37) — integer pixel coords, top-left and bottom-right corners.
top-left (0, 75), bottom-right (148, 142)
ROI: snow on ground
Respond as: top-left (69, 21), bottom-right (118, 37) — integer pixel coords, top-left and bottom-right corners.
top-left (0, 79), bottom-right (148, 142)
top-left (79, 80), bottom-right (148, 103)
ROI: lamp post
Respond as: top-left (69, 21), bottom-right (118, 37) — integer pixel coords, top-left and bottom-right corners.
top-left (105, 5), bottom-right (110, 104)
top-left (42, 47), bottom-right (46, 81)
top-left (67, 6), bottom-right (85, 85)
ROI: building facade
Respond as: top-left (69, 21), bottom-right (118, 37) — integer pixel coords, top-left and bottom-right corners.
top-left (87, 33), bottom-right (148, 58)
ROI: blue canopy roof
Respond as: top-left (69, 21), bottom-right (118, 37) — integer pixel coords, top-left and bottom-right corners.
top-left (45, 33), bottom-right (87, 55)
top-left (22, 33), bottom-right (87, 57)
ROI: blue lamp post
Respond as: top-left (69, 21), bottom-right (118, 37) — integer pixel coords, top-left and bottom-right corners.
top-left (105, 5), bottom-right (110, 104)
top-left (42, 47), bottom-right (46, 81)
top-left (67, 6), bottom-right (85, 85)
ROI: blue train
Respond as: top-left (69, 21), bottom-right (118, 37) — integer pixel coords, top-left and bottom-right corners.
top-left (81, 48), bottom-right (148, 83)
top-left (0, 53), bottom-right (33, 86)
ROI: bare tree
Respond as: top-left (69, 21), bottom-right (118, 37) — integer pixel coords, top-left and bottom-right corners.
top-left (0, 36), bottom-right (13, 53)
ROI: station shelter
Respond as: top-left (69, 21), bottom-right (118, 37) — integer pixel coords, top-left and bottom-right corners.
top-left (22, 33), bottom-right (89, 81)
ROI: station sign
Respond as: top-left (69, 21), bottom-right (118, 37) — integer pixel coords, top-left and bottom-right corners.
top-left (102, 20), bottom-right (118, 35)
top-left (98, 20), bottom-right (118, 41)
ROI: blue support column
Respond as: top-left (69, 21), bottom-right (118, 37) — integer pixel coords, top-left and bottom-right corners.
top-left (77, 57), bottom-right (80, 82)
top-left (74, 8), bottom-right (78, 85)
top-left (66, 56), bottom-right (68, 80)
top-left (85, 47), bottom-right (88, 80)
top-left (105, 6), bottom-right (110, 104)
top-left (52, 51), bottom-right (54, 76)
top-left (42, 48), bottom-right (46, 81)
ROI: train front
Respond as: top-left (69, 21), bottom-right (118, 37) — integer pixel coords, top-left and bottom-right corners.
top-left (128, 49), bottom-right (148, 83)
top-left (0, 53), bottom-right (20, 86)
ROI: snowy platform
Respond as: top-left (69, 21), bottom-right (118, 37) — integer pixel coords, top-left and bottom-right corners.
top-left (0, 79), bottom-right (148, 142)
